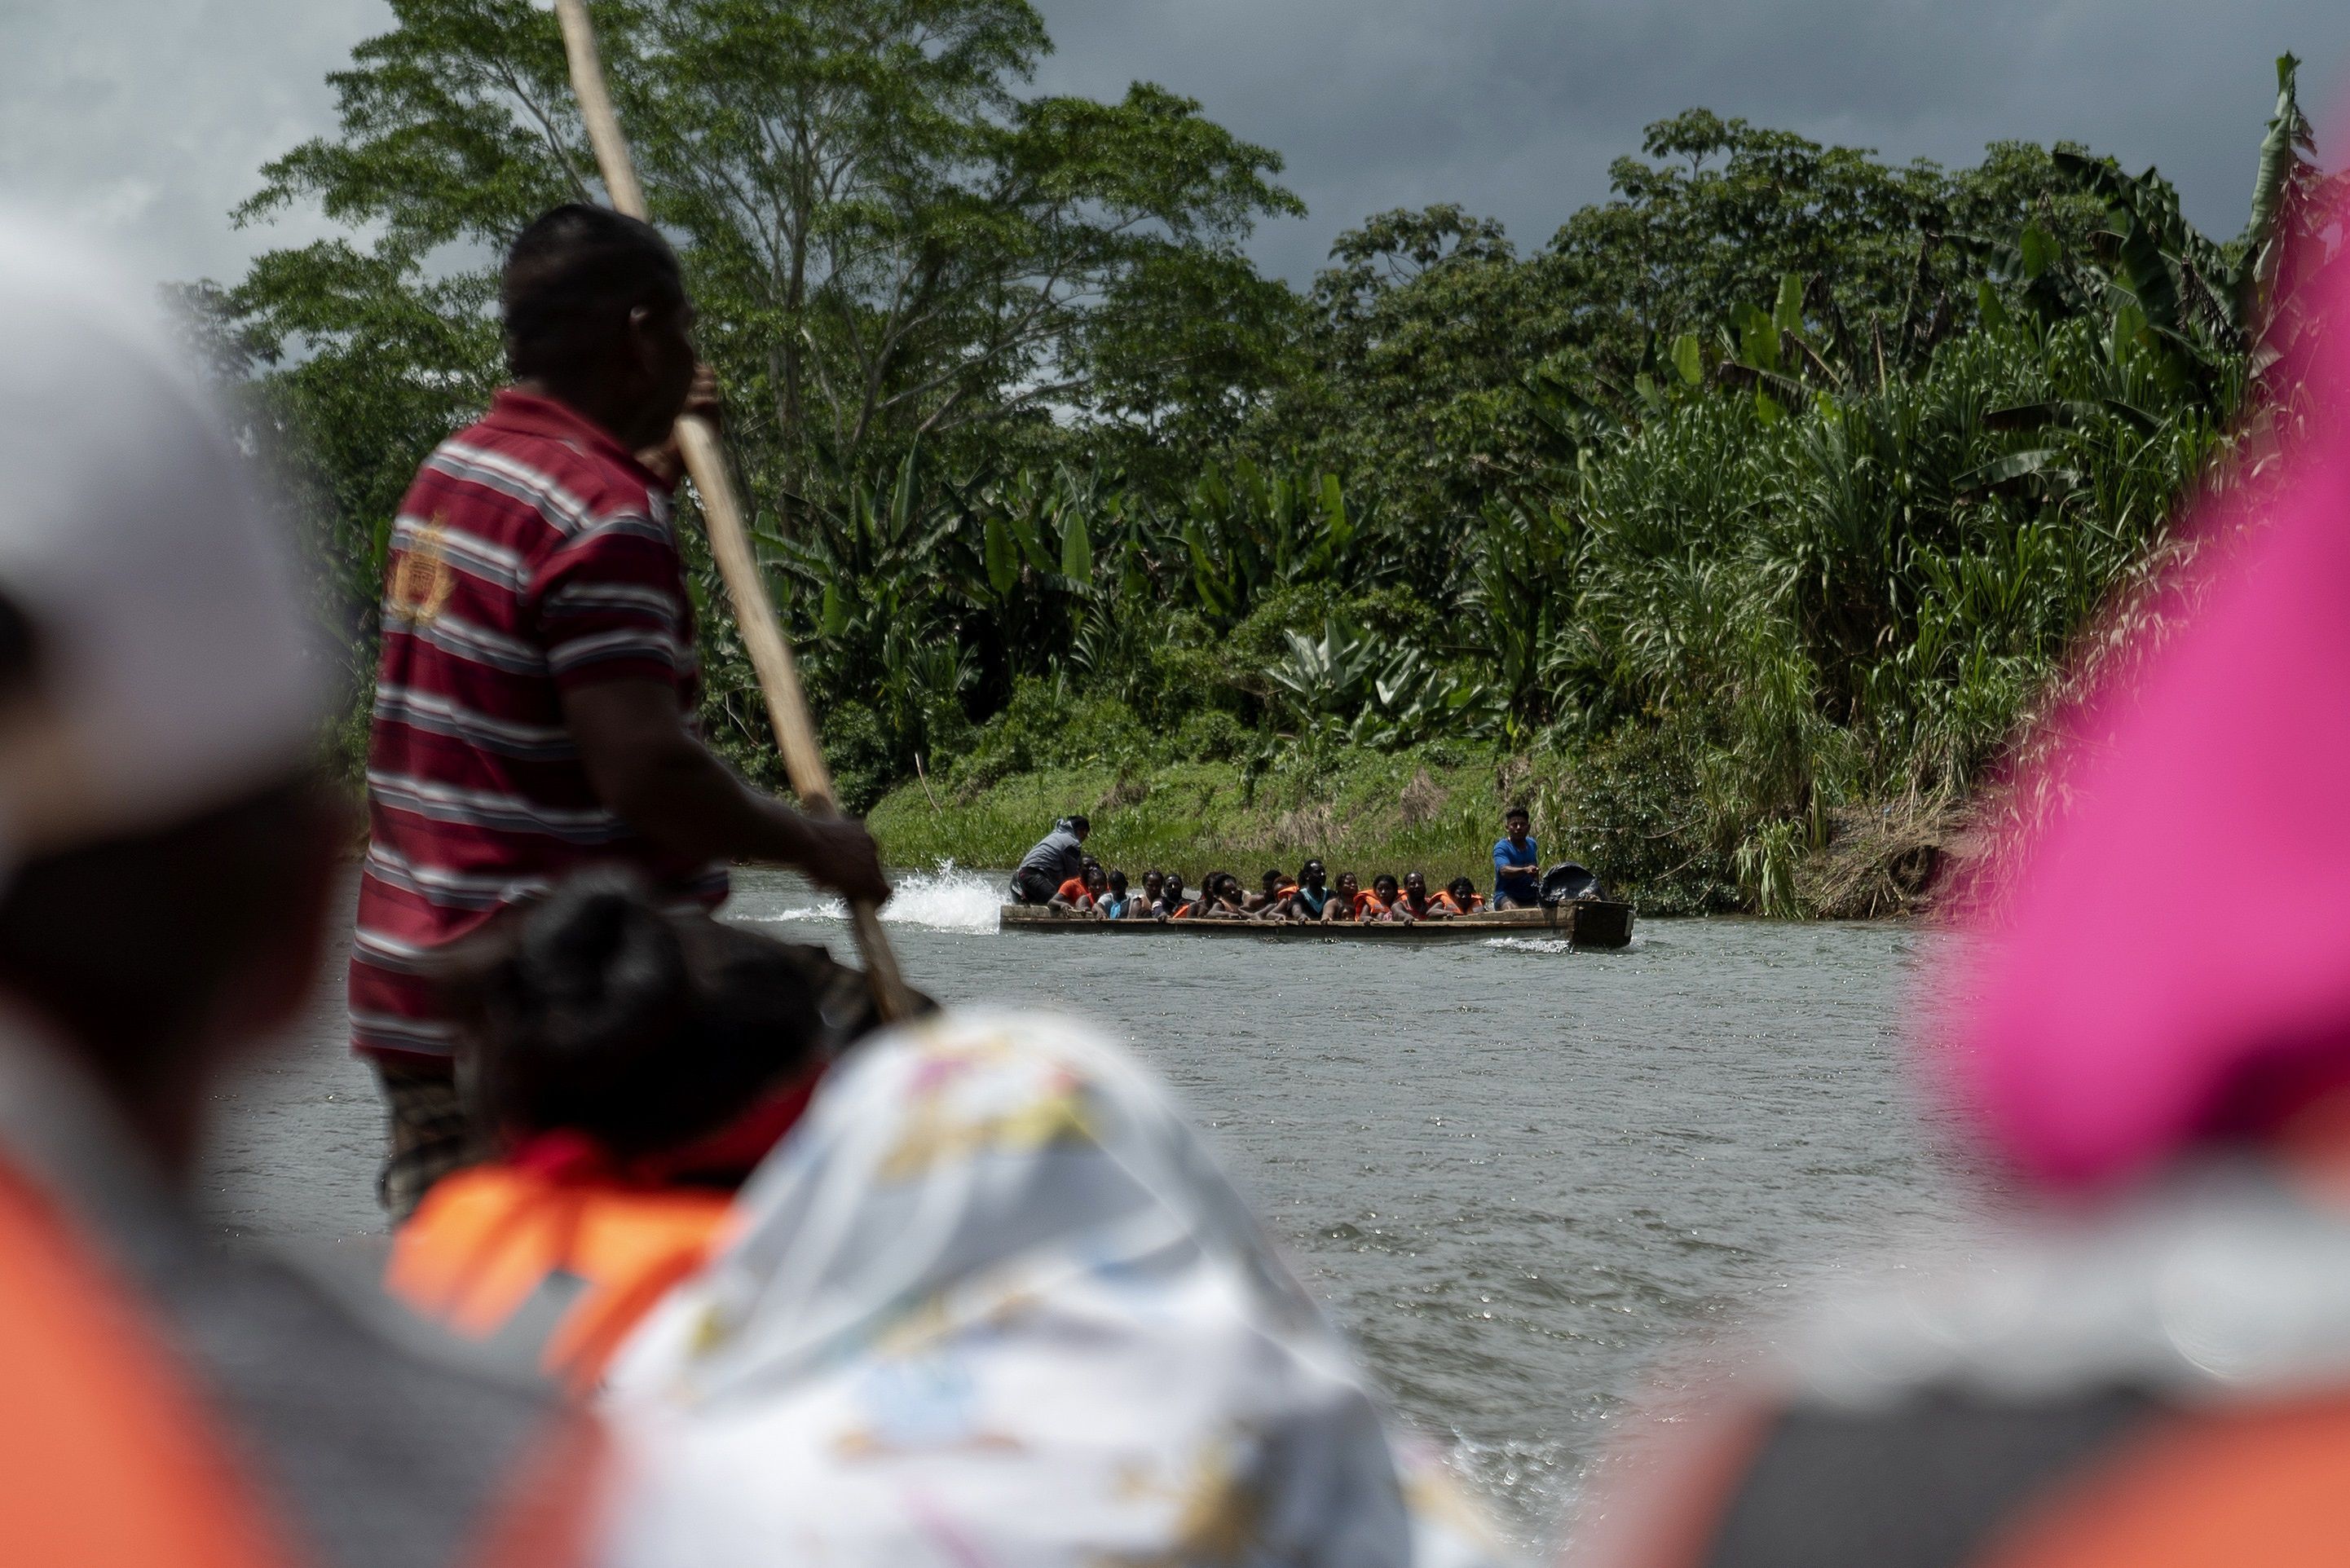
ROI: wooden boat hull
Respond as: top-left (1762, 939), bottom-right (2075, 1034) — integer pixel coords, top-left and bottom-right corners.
top-left (999, 901), bottom-right (1635, 949)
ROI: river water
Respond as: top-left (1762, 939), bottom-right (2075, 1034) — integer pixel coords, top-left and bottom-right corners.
top-left (199, 865), bottom-right (1970, 1551)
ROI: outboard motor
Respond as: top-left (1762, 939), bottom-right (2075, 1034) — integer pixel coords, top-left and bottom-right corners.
top-left (1540, 862), bottom-right (1602, 905)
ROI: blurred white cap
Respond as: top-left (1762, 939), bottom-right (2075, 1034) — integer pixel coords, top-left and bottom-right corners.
top-left (0, 210), bottom-right (326, 874)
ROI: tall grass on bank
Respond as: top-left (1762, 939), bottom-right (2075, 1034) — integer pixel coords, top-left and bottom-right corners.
top-left (871, 751), bottom-right (1509, 887)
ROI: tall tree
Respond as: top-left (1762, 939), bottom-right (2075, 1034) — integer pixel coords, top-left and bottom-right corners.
top-left (227, 0), bottom-right (1300, 528)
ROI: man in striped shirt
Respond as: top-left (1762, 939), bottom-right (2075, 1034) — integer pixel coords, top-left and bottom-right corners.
top-left (352, 205), bottom-right (888, 1216)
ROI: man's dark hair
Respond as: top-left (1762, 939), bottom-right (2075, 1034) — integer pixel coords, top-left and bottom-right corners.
top-left (1506, 804), bottom-right (1531, 821)
top-left (1064, 814), bottom-right (1091, 835)
top-left (501, 204), bottom-right (683, 381)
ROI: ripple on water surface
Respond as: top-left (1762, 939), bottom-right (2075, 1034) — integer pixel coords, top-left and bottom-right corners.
top-left (732, 869), bottom-right (1969, 1549)
top-left (209, 866), bottom-right (1965, 1557)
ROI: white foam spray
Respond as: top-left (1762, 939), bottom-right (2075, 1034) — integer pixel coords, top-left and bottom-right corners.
top-left (761, 861), bottom-right (1004, 933)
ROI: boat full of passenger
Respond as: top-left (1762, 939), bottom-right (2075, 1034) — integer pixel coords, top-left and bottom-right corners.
top-left (999, 810), bottom-right (1634, 948)
top-left (999, 899), bottom-right (1635, 949)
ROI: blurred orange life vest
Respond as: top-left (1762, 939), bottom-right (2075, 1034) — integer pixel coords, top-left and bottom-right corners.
top-left (390, 1164), bottom-right (732, 1390)
top-left (0, 1159), bottom-right (296, 1568)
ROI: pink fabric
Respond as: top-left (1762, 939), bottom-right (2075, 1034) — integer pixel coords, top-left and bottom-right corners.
top-left (1946, 200), bottom-right (2350, 1191)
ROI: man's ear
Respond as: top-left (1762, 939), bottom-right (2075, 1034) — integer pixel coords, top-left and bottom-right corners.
top-left (623, 303), bottom-right (661, 377)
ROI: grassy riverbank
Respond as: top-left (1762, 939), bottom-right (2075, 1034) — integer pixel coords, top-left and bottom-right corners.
top-left (866, 742), bottom-right (1962, 916)
top-left (870, 751), bottom-right (1502, 887)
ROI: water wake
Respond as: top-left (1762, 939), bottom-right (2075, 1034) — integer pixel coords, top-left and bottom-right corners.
top-left (761, 861), bottom-right (1003, 933)
top-left (1483, 930), bottom-right (1645, 954)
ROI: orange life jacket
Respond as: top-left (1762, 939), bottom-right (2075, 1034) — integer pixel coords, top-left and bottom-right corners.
top-left (389, 1164), bottom-right (733, 1390)
top-left (1353, 890), bottom-right (1391, 918)
top-left (1982, 1398), bottom-right (2350, 1568)
top-left (0, 1158), bottom-right (297, 1568)
top-left (1055, 877), bottom-right (1091, 905)
top-left (1429, 891), bottom-right (1465, 914)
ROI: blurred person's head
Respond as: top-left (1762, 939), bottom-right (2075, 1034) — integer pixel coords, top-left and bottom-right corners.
top-left (1942, 188), bottom-right (2350, 1196)
top-left (502, 204), bottom-right (695, 451)
top-left (1504, 805), bottom-right (1530, 842)
top-left (1446, 876), bottom-right (1476, 905)
top-left (1106, 870), bottom-right (1128, 898)
top-left (0, 213), bottom-right (333, 1169)
top-left (1300, 860), bottom-right (1325, 889)
top-left (446, 873), bottom-right (827, 1167)
top-left (1061, 814), bottom-right (1091, 842)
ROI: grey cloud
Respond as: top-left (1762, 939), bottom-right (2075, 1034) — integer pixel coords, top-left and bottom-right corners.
top-left (2, 0), bottom-right (2346, 294)
top-left (1031, 0), bottom-right (2350, 280)
top-left (0, 0), bottom-right (389, 286)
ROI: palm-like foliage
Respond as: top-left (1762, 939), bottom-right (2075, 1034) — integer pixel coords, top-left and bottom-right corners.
top-left (219, 11), bottom-right (2327, 909)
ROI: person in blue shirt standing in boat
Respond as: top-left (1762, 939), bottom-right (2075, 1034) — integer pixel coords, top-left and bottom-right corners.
top-left (1010, 814), bottom-right (1090, 905)
top-left (1492, 804), bottom-right (1541, 909)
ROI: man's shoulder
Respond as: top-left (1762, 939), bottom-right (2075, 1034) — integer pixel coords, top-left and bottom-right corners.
top-left (421, 415), bottom-right (666, 541)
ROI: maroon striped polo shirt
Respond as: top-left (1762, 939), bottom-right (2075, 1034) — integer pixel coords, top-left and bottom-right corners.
top-left (348, 390), bottom-right (726, 1064)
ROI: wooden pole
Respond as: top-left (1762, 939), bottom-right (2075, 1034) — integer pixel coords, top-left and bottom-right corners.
top-left (552, 0), bottom-right (913, 1023)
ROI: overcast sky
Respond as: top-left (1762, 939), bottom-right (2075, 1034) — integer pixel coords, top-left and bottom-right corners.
top-left (4, 0), bottom-right (2346, 293)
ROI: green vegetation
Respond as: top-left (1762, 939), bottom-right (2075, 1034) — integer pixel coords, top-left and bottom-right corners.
top-left (869, 750), bottom-right (1506, 883)
top-left (193, 11), bottom-right (2338, 914)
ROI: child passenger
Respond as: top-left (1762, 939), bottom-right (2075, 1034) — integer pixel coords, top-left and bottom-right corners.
top-left (1051, 859), bottom-right (1105, 913)
top-left (1097, 870), bottom-right (1134, 920)
top-left (1395, 870), bottom-right (1445, 920)
top-left (1199, 872), bottom-right (1249, 919)
top-left (1435, 876), bottom-right (1485, 915)
top-left (1325, 872), bottom-right (1360, 922)
top-left (387, 873), bottom-right (914, 1386)
top-left (1246, 868), bottom-right (1295, 916)
top-left (1364, 874), bottom-right (1406, 922)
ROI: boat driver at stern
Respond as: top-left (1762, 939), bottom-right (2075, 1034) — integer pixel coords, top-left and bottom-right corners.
top-left (1492, 804), bottom-right (1540, 909)
top-left (1011, 813), bottom-right (1090, 905)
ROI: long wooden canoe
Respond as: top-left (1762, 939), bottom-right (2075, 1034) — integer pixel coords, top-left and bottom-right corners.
top-left (999, 900), bottom-right (1635, 949)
